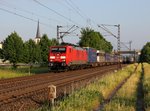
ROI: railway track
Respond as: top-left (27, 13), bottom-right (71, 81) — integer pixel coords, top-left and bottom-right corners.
top-left (0, 64), bottom-right (123, 111)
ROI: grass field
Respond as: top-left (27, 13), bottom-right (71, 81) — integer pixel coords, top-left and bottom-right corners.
top-left (103, 64), bottom-right (141, 111)
top-left (0, 66), bottom-right (49, 79)
top-left (0, 69), bottom-right (31, 79)
top-left (143, 63), bottom-right (150, 110)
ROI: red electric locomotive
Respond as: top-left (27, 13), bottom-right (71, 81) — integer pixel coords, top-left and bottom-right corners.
top-left (48, 45), bottom-right (88, 70)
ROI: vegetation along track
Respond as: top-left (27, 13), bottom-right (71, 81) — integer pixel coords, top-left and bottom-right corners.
top-left (0, 64), bottom-right (124, 111)
top-left (95, 64), bottom-right (138, 111)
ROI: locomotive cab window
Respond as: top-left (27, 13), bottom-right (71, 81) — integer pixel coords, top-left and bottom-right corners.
top-left (59, 48), bottom-right (66, 53)
top-left (51, 47), bottom-right (66, 53)
top-left (51, 48), bottom-right (58, 52)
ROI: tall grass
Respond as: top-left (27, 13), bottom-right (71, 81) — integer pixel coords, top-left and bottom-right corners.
top-left (103, 64), bottom-right (141, 111)
top-left (0, 68), bottom-right (32, 79)
top-left (35, 64), bottom-right (136, 111)
top-left (143, 63), bottom-right (150, 110)
top-left (0, 66), bottom-right (49, 79)
top-left (87, 64), bottom-right (136, 99)
top-left (54, 89), bottom-right (103, 111)
top-left (0, 66), bottom-right (49, 74)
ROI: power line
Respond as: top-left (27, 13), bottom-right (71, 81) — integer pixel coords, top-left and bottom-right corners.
top-left (0, 0), bottom-right (62, 24)
top-left (51, 0), bottom-right (83, 24)
top-left (55, 0), bottom-right (93, 28)
top-left (33, 0), bottom-right (80, 25)
top-left (64, 0), bottom-right (85, 20)
top-left (68, 0), bottom-right (89, 19)
top-left (67, 0), bottom-right (96, 28)
top-left (57, 25), bottom-right (80, 43)
top-left (121, 42), bottom-right (130, 50)
top-left (98, 25), bottom-right (117, 38)
top-left (68, 0), bottom-right (99, 28)
top-left (121, 41), bottom-right (132, 51)
top-left (0, 7), bottom-right (54, 28)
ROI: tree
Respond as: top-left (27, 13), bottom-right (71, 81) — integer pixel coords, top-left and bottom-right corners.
top-left (79, 27), bottom-right (101, 49)
top-left (96, 32), bottom-right (113, 53)
top-left (39, 34), bottom-right (51, 63)
top-left (79, 27), bottom-right (113, 53)
top-left (0, 49), bottom-right (3, 59)
top-left (50, 38), bottom-right (59, 46)
top-left (23, 39), bottom-right (41, 64)
top-left (22, 41), bottom-right (30, 63)
top-left (140, 42), bottom-right (150, 63)
top-left (3, 32), bottom-right (24, 68)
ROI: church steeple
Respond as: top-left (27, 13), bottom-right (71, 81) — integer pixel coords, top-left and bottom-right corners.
top-left (36, 20), bottom-right (41, 38)
top-left (35, 20), bottom-right (41, 44)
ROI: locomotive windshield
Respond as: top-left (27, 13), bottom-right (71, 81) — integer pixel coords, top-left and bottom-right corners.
top-left (51, 47), bottom-right (66, 53)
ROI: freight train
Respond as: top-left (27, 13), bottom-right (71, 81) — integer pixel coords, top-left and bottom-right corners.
top-left (122, 55), bottom-right (134, 64)
top-left (48, 44), bottom-right (120, 71)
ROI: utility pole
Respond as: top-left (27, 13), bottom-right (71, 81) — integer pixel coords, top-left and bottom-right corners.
top-left (117, 24), bottom-right (121, 68)
top-left (117, 24), bottom-right (120, 53)
top-left (129, 41), bottom-right (132, 51)
top-left (57, 25), bottom-right (62, 44)
top-left (56, 25), bottom-right (78, 43)
top-left (98, 24), bottom-right (121, 52)
top-left (98, 24), bottom-right (121, 69)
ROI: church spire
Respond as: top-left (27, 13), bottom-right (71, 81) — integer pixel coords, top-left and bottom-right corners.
top-left (35, 20), bottom-right (41, 44)
top-left (36, 20), bottom-right (41, 38)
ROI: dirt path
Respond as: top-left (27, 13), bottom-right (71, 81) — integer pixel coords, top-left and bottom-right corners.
top-left (95, 65), bottom-right (138, 111)
top-left (136, 64), bottom-right (145, 111)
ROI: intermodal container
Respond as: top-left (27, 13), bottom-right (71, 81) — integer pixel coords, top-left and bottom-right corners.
top-left (85, 47), bottom-right (97, 63)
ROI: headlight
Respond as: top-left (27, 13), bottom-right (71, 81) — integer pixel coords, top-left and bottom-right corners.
top-left (50, 56), bottom-right (55, 59)
top-left (60, 56), bottom-right (66, 59)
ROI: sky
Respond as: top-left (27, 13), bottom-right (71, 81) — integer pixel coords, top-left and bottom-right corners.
top-left (0, 0), bottom-right (150, 50)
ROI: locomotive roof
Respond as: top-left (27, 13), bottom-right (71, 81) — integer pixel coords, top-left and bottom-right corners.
top-left (51, 45), bottom-right (86, 50)
top-left (51, 42), bottom-right (86, 51)
top-left (60, 42), bottom-right (79, 47)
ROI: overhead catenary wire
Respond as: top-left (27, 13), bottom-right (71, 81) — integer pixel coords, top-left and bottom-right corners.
top-left (60, 25), bottom-right (75, 42)
top-left (98, 25), bottom-right (118, 38)
top-left (0, 0), bottom-right (62, 24)
top-left (66, 0), bottom-right (98, 27)
top-left (0, 7), bottom-right (55, 28)
top-left (0, 0), bottom-right (102, 30)
top-left (120, 41), bottom-right (132, 50)
top-left (66, 0), bottom-right (98, 29)
top-left (64, 0), bottom-right (86, 20)
top-left (33, 0), bottom-right (80, 26)
top-left (68, 0), bottom-right (98, 27)
top-left (120, 42), bottom-right (130, 50)
top-left (33, 0), bottom-right (97, 30)
top-left (68, 0), bottom-right (89, 19)
top-left (66, 1), bottom-right (96, 29)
